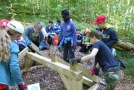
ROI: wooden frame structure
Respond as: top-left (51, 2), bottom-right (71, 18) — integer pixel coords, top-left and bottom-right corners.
top-left (19, 42), bottom-right (101, 90)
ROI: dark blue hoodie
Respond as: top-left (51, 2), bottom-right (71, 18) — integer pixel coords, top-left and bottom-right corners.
top-left (96, 27), bottom-right (118, 49)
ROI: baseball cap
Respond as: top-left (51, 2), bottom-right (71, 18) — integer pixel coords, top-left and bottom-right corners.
top-left (93, 15), bottom-right (106, 25)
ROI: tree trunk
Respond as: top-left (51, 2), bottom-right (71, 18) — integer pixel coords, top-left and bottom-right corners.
top-left (115, 40), bottom-right (134, 51)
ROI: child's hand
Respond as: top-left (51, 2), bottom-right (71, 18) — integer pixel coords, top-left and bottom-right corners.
top-left (72, 44), bottom-right (76, 49)
top-left (26, 40), bottom-right (31, 46)
top-left (18, 82), bottom-right (26, 90)
top-left (89, 67), bottom-right (96, 75)
top-left (38, 46), bottom-right (43, 50)
top-left (69, 58), bottom-right (81, 65)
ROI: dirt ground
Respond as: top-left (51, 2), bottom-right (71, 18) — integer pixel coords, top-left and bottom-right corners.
top-left (20, 46), bottom-right (134, 90)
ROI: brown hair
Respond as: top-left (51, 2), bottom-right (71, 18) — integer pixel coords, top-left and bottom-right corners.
top-left (34, 22), bottom-right (42, 30)
top-left (0, 30), bottom-right (11, 62)
top-left (89, 30), bottom-right (103, 40)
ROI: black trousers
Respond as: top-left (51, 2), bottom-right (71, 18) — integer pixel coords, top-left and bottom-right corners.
top-left (63, 41), bottom-right (75, 63)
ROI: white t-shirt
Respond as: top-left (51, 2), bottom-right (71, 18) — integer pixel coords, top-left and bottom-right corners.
top-left (42, 28), bottom-right (48, 37)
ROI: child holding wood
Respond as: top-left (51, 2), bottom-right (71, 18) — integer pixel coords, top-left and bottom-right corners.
top-left (0, 20), bottom-right (26, 90)
top-left (79, 29), bottom-right (92, 54)
top-left (70, 30), bottom-right (120, 90)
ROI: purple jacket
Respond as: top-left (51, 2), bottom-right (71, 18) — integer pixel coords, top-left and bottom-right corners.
top-left (59, 20), bottom-right (77, 44)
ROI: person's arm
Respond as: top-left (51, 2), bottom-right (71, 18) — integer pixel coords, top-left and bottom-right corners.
top-left (81, 48), bottom-right (98, 62)
top-left (9, 44), bottom-right (23, 85)
top-left (46, 26), bottom-right (48, 33)
top-left (9, 52), bottom-right (23, 84)
top-left (59, 25), bottom-right (63, 41)
top-left (39, 31), bottom-right (45, 47)
top-left (52, 26), bottom-right (54, 33)
top-left (24, 26), bottom-right (31, 41)
top-left (71, 23), bottom-right (77, 45)
top-left (105, 29), bottom-right (118, 48)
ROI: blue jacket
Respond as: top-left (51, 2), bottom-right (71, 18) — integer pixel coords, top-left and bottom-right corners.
top-left (0, 42), bottom-right (23, 86)
top-left (46, 25), bottom-right (54, 34)
top-left (24, 26), bottom-right (44, 47)
top-left (59, 20), bottom-right (77, 45)
top-left (96, 27), bottom-right (118, 49)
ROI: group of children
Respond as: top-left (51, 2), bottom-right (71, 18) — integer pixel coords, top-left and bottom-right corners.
top-left (0, 9), bottom-right (120, 90)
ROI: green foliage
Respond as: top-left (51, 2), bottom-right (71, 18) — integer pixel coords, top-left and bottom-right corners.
top-left (0, 0), bottom-right (134, 43)
top-left (116, 50), bottom-right (134, 77)
top-left (126, 58), bottom-right (134, 77)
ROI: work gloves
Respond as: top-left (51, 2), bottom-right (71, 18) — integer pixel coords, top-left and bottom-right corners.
top-left (26, 40), bottom-right (31, 46)
top-left (69, 57), bottom-right (81, 65)
top-left (38, 46), bottom-right (43, 50)
top-left (18, 82), bottom-right (26, 90)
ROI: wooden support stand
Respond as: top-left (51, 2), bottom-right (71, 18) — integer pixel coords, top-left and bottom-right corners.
top-left (19, 42), bottom-right (101, 90)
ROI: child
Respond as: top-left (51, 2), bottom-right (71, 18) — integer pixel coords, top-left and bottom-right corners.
top-left (46, 20), bottom-right (54, 45)
top-left (41, 22), bottom-right (48, 38)
top-left (70, 30), bottom-right (120, 90)
top-left (58, 9), bottom-right (77, 63)
top-left (0, 20), bottom-right (26, 90)
top-left (13, 35), bottom-right (27, 52)
top-left (79, 29), bottom-right (92, 54)
top-left (54, 20), bottom-right (61, 34)
top-left (76, 29), bottom-right (83, 47)
top-left (40, 22), bottom-right (49, 50)
top-left (24, 22), bottom-right (45, 51)
top-left (93, 15), bottom-right (118, 56)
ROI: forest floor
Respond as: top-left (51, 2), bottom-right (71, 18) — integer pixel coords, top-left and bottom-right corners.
top-left (20, 46), bottom-right (134, 90)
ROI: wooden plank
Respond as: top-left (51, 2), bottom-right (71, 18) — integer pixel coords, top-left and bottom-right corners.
top-left (55, 55), bottom-right (100, 83)
top-left (29, 42), bottom-right (49, 58)
top-left (88, 84), bottom-right (99, 90)
top-left (76, 64), bottom-right (100, 83)
top-left (55, 56), bottom-right (70, 66)
top-left (22, 55), bottom-right (34, 82)
top-left (83, 76), bottom-right (94, 86)
top-left (18, 47), bottom-right (29, 61)
top-left (71, 78), bottom-right (83, 90)
top-left (21, 65), bottom-right (45, 74)
top-left (27, 52), bottom-right (83, 80)
top-left (59, 74), bottom-right (71, 90)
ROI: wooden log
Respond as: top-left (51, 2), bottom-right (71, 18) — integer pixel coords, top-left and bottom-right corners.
top-left (115, 40), bottom-right (134, 50)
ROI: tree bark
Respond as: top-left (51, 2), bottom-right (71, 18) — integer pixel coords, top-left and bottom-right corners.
top-left (115, 40), bottom-right (134, 51)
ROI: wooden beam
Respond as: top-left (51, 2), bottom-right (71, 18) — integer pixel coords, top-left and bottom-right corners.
top-left (83, 76), bottom-right (94, 86)
top-left (21, 65), bottom-right (45, 74)
top-left (26, 52), bottom-right (83, 80)
top-left (75, 64), bottom-right (100, 83)
top-left (59, 74), bottom-right (71, 90)
top-left (88, 84), bottom-right (99, 90)
top-left (29, 42), bottom-right (49, 58)
top-left (18, 47), bottom-right (29, 61)
top-left (71, 78), bottom-right (83, 90)
top-left (54, 55), bottom-right (100, 83)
